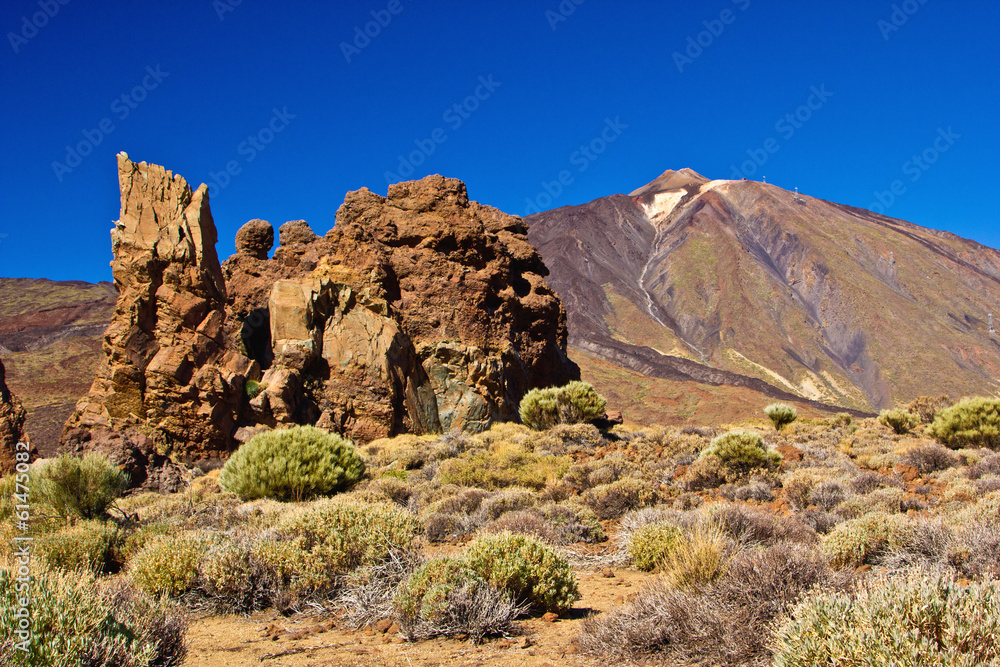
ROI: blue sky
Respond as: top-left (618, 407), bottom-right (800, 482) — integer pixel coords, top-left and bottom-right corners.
top-left (1, 0), bottom-right (998, 282)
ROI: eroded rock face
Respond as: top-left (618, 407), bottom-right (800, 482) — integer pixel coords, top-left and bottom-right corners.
top-left (0, 357), bottom-right (28, 473)
top-left (223, 174), bottom-right (579, 442)
top-left (62, 154), bottom-right (257, 472)
top-left (64, 158), bottom-right (577, 471)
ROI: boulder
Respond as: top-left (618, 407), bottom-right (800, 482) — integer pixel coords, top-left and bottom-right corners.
top-left (279, 220), bottom-right (318, 246)
top-left (235, 219), bottom-right (274, 259)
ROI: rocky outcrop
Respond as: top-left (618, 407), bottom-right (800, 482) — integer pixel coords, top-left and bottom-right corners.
top-left (223, 174), bottom-right (579, 442)
top-left (62, 154), bottom-right (257, 472)
top-left (0, 357), bottom-right (28, 473)
top-left (62, 157), bottom-right (577, 470)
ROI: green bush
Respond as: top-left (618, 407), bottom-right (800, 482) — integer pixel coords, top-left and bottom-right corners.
top-left (34, 453), bottom-right (129, 521)
top-left (394, 557), bottom-right (522, 641)
top-left (583, 477), bottom-right (662, 520)
top-left (771, 572), bottom-right (1000, 666)
top-left (878, 408), bottom-right (919, 435)
top-left (244, 379), bottom-right (264, 399)
top-left (629, 522), bottom-right (683, 571)
top-left (220, 425), bottom-right (365, 501)
top-left (0, 566), bottom-right (186, 667)
top-left (276, 498), bottom-right (421, 573)
top-left (464, 532), bottom-right (579, 613)
top-left (129, 532), bottom-right (215, 597)
top-left (519, 381), bottom-right (607, 431)
top-left (36, 520), bottom-right (119, 573)
top-left (821, 512), bottom-right (916, 569)
top-left (436, 448), bottom-right (571, 490)
top-left (699, 431), bottom-right (781, 480)
top-left (930, 397), bottom-right (1000, 449)
top-left (764, 404), bottom-right (797, 431)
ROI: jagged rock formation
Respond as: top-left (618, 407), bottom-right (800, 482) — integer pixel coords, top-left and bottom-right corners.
top-left (527, 168), bottom-right (1000, 415)
top-left (61, 157), bottom-right (577, 471)
top-left (223, 175), bottom-right (578, 442)
top-left (0, 357), bottom-right (28, 473)
top-left (62, 154), bottom-right (257, 472)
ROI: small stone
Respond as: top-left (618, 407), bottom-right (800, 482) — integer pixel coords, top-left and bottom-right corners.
top-left (390, 636), bottom-right (406, 644)
top-left (495, 639), bottom-right (513, 649)
top-left (613, 595), bottom-right (624, 605)
top-left (375, 619), bottom-right (393, 634)
top-left (541, 612), bottom-right (559, 623)
top-left (388, 622), bottom-right (401, 635)
top-left (602, 567), bottom-right (615, 578)
top-left (518, 636), bottom-right (533, 649)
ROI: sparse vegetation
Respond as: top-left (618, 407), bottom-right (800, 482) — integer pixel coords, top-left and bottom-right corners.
top-left (220, 425), bottom-right (365, 501)
top-left (519, 381), bottom-right (607, 430)
top-left (699, 430), bottom-right (781, 480)
top-left (33, 452), bottom-right (129, 521)
top-left (764, 403), bottom-right (797, 431)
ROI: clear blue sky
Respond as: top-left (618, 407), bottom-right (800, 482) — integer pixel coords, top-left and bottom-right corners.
top-left (2, 0), bottom-right (998, 282)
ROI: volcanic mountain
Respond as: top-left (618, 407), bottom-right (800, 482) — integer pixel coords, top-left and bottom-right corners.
top-left (526, 168), bottom-right (1000, 419)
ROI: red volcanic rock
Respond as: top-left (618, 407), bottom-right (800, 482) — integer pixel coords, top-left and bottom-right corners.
top-left (0, 357), bottom-right (28, 473)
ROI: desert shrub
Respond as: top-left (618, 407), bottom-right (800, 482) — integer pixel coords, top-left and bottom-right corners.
top-left (808, 480), bottom-right (847, 511)
top-left (33, 452), bottom-right (128, 521)
top-left (276, 498), bottom-right (420, 573)
top-left (734, 481), bottom-right (775, 502)
top-left (437, 447), bottom-right (570, 491)
top-left (244, 379), bottom-right (263, 399)
top-left (36, 520), bottom-right (119, 573)
top-left (699, 431), bottom-right (781, 480)
top-left (364, 475), bottom-right (413, 506)
top-left (474, 487), bottom-right (537, 521)
top-left (582, 477), bottom-right (662, 520)
top-left (628, 522), bottom-right (683, 571)
top-left (114, 521), bottom-right (176, 565)
top-left (199, 540), bottom-right (280, 612)
top-left (968, 453), bottom-right (1000, 480)
top-left (832, 412), bottom-right (853, 428)
top-left (930, 397), bottom-right (1000, 449)
top-left (220, 425), bottom-right (365, 501)
top-left (950, 519), bottom-right (1000, 579)
top-left (519, 380), bottom-right (607, 430)
top-left (539, 502), bottom-right (606, 544)
top-left (782, 469), bottom-right (821, 510)
top-left (129, 532), bottom-right (215, 597)
top-left (907, 394), bottom-right (951, 424)
top-left (771, 572), bottom-right (1000, 666)
top-left (820, 512), bottom-right (948, 569)
top-left (710, 502), bottom-right (816, 547)
top-left (0, 566), bottom-right (187, 667)
top-left (764, 404), bottom-right (797, 431)
top-left (660, 522), bottom-right (730, 590)
top-left (903, 442), bottom-right (960, 474)
top-left (338, 547), bottom-right (422, 628)
top-left (878, 408), bottom-right (919, 434)
top-left (578, 543), bottom-right (835, 666)
top-left (850, 470), bottom-right (902, 494)
top-left (394, 557), bottom-right (525, 641)
top-left (251, 539), bottom-right (331, 599)
top-left (801, 508), bottom-right (842, 534)
top-left (680, 454), bottom-right (727, 491)
top-left (463, 532), bottom-right (579, 613)
top-left (484, 510), bottom-right (560, 544)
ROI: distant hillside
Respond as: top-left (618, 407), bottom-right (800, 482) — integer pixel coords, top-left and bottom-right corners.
top-left (0, 278), bottom-right (116, 453)
top-left (527, 169), bottom-right (1000, 420)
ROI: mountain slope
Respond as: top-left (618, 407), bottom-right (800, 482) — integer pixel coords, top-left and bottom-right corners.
top-left (527, 169), bottom-right (1000, 415)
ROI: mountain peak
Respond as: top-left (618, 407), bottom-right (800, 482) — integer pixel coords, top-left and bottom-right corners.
top-left (629, 168), bottom-right (709, 197)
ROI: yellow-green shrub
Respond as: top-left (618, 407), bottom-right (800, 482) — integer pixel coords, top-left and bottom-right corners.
top-left (821, 512), bottom-right (914, 569)
top-left (659, 523), bottom-right (729, 589)
top-left (36, 520), bottom-right (118, 573)
top-left (764, 404), bottom-right (797, 431)
top-left (629, 522), bottom-right (683, 571)
top-left (519, 381), bottom-right (607, 430)
top-left (276, 498), bottom-right (420, 573)
top-left (33, 453), bottom-right (128, 520)
top-left (771, 573), bottom-right (1000, 666)
top-left (436, 447), bottom-right (571, 490)
top-left (879, 408), bottom-right (919, 434)
top-left (583, 477), bottom-right (662, 519)
top-left (700, 431), bottom-right (781, 479)
top-left (930, 397), bottom-right (1000, 449)
top-left (129, 532), bottom-right (215, 597)
top-left (220, 425), bottom-right (365, 501)
top-left (464, 532), bottom-right (579, 613)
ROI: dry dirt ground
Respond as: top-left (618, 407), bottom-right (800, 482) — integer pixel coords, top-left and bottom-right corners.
top-left (184, 567), bottom-right (648, 667)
